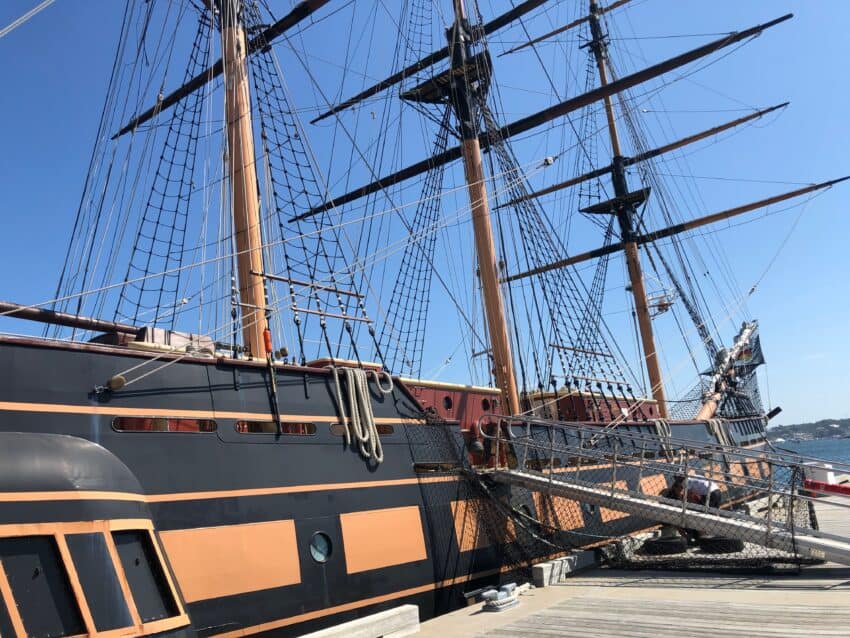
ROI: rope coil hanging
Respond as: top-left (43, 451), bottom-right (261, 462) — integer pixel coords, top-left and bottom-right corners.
top-left (329, 366), bottom-right (395, 464)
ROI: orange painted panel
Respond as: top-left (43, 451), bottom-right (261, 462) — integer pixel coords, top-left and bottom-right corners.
top-left (729, 462), bottom-right (746, 485)
top-left (340, 506), bottom-right (427, 574)
top-left (745, 459), bottom-right (762, 479)
top-left (638, 474), bottom-right (667, 496)
top-left (160, 520), bottom-right (300, 602)
top-left (451, 499), bottom-right (487, 552)
top-left (450, 499), bottom-right (516, 552)
top-left (600, 480), bottom-right (629, 522)
top-left (704, 463), bottom-right (729, 492)
top-left (532, 492), bottom-right (583, 531)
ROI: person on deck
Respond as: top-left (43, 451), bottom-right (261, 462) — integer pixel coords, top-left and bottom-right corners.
top-left (668, 474), bottom-right (722, 508)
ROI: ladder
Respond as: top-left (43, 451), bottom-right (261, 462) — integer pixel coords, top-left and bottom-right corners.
top-left (478, 416), bottom-right (850, 565)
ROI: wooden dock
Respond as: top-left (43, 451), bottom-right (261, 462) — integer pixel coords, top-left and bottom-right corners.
top-left (415, 497), bottom-right (850, 638)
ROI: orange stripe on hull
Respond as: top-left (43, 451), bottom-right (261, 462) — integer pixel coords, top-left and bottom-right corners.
top-left (0, 400), bottom-right (421, 426)
top-left (0, 475), bottom-right (461, 505)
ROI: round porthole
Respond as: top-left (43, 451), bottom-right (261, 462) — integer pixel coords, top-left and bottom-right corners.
top-left (310, 532), bottom-right (332, 563)
top-left (481, 398), bottom-right (491, 411)
top-left (442, 395), bottom-right (453, 410)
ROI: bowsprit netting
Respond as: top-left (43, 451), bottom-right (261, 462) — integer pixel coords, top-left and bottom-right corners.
top-left (671, 328), bottom-right (766, 420)
top-left (115, 15), bottom-right (213, 327)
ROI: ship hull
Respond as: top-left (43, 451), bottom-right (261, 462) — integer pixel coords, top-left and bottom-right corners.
top-left (0, 335), bottom-right (768, 636)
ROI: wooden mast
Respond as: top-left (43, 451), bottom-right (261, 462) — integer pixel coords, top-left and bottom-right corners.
top-left (451, 0), bottom-right (520, 415)
top-left (587, 0), bottom-right (668, 417)
top-left (221, 0), bottom-right (268, 358)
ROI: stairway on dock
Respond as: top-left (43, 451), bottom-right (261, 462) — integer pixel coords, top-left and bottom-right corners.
top-left (476, 417), bottom-right (850, 566)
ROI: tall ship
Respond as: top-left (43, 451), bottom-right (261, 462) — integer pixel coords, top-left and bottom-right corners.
top-left (0, 1), bottom-right (846, 636)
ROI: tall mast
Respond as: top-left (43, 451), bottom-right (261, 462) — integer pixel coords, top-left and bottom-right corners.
top-left (587, 0), bottom-right (668, 417)
top-left (450, 0), bottom-right (520, 415)
top-left (221, 0), bottom-right (268, 358)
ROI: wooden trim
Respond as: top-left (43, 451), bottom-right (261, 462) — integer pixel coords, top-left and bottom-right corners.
top-left (54, 533), bottom-right (98, 635)
top-left (0, 490), bottom-right (147, 503)
top-left (136, 614), bottom-right (193, 637)
top-left (0, 520), bottom-right (151, 538)
top-left (399, 378), bottom-right (501, 394)
top-left (0, 558), bottom-right (26, 638)
top-left (142, 530), bottom-right (188, 618)
top-left (144, 474), bottom-right (461, 503)
top-left (0, 400), bottom-right (420, 425)
top-left (0, 474), bottom-right (462, 506)
top-left (103, 525), bottom-right (143, 629)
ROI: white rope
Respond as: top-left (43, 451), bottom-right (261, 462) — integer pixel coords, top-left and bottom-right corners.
top-left (0, 0), bottom-right (55, 41)
top-left (653, 418), bottom-right (672, 459)
top-left (329, 366), bottom-right (394, 464)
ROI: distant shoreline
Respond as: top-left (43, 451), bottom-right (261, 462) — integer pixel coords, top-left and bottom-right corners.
top-left (767, 417), bottom-right (850, 443)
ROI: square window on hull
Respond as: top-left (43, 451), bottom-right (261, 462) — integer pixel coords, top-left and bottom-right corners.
top-left (112, 531), bottom-right (178, 623)
top-left (113, 417), bottom-right (217, 432)
top-left (0, 536), bottom-right (85, 638)
top-left (236, 421), bottom-right (317, 435)
top-left (66, 533), bottom-right (134, 631)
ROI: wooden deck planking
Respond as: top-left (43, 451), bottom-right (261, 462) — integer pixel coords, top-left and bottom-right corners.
top-left (416, 496), bottom-right (850, 638)
top-left (485, 598), bottom-right (850, 637)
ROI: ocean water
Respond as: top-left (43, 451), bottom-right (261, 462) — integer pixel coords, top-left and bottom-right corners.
top-left (774, 438), bottom-right (850, 467)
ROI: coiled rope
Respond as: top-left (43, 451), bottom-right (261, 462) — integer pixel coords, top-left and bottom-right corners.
top-left (329, 366), bottom-right (394, 464)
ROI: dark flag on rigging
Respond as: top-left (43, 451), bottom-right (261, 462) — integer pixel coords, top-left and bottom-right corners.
top-left (735, 333), bottom-right (765, 377)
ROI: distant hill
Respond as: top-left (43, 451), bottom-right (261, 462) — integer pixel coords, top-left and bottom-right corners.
top-left (767, 417), bottom-right (850, 442)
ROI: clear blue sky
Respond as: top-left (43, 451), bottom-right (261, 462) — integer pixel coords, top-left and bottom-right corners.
top-left (0, 1), bottom-right (848, 426)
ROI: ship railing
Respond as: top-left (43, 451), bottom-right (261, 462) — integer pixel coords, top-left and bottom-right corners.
top-left (474, 413), bottom-right (850, 518)
top-left (475, 413), bottom-right (850, 482)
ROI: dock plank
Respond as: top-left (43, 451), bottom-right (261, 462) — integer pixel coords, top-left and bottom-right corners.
top-left (416, 497), bottom-right (850, 638)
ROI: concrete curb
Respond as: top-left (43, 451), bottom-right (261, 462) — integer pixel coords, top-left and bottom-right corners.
top-left (532, 550), bottom-right (598, 586)
top-left (299, 604), bottom-right (419, 638)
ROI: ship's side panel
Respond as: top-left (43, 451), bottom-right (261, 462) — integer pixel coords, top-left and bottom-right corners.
top-left (0, 338), bottom-right (768, 636)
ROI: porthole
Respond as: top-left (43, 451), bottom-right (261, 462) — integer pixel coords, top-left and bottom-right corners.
top-left (481, 398), bottom-right (491, 411)
top-left (309, 532), bottom-right (332, 563)
top-left (442, 395), bottom-right (453, 411)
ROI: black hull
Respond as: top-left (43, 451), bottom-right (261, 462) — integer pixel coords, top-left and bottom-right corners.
top-left (0, 336), bottom-right (767, 636)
